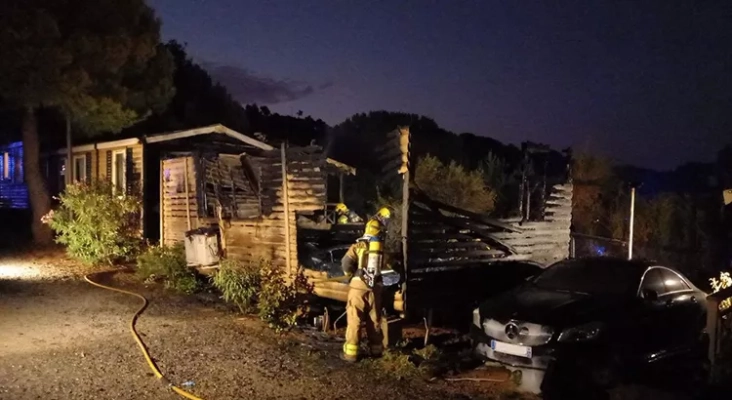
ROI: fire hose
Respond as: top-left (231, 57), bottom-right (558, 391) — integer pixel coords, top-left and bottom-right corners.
top-left (84, 272), bottom-right (205, 400)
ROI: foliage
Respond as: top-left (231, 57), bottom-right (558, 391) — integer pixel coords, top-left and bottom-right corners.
top-left (0, 0), bottom-right (174, 245)
top-left (361, 350), bottom-right (419, 381)
top-left (136, 243), bottom-right (199, 294)
top-left (571, 152), bottom-right (616, 235)
top-left (482, 151), bottom-right (522, 216)
top-left (375, 192), bottom-right (403, 254)
top-left (415, 154), bottom-right (497, 214)
top-left (211, 258), bottom-right (262, 313)
top-left (42, 181), bottom-right (141, 265)
top-left (258, 264), bottom-right (313, 332)
top-left (0, 0), bottom-right (175, 133)
top-left (362, 345), bottom-right (444, 381)
top-left (211, 258), bottom-right (313, 333)
top-left (710, 272), bottom-right (732, 312)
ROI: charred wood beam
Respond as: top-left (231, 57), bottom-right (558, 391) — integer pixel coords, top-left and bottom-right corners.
top-left (411, 191), bottom-right (522, 233)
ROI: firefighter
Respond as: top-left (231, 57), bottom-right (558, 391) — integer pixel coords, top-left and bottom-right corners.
top-left (335, 203), bottom-right (363, 224)
top-left (364, 206), bottom-right (391, 233)
top-left (340, 208), bottom-right (391, 362)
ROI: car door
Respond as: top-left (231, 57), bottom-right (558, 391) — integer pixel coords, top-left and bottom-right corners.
top-left (635, 267), bottom-right (675, 355)
top-left (656, 267), bottom-right (704, 346)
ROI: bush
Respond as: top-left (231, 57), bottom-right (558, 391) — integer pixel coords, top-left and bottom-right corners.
top-left (258, 263), bottom-right (312, 332)
top-left (211, 259), bottom-right (262, 313)
top-left (42, 181), bottom-right (141, 265)
top-left (415, 154), bottom-right (496, 214)
top-left (136, 244), bottom-right (199, 294)
top-left (211, 258), bottom-right (313, 332)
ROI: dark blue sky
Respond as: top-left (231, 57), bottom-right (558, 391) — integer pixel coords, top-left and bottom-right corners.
top-left (149, 0), bottom-right (732, 170)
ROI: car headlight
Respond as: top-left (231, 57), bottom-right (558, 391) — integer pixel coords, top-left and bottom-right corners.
top-left (557, 321), bottom-right (604, 343)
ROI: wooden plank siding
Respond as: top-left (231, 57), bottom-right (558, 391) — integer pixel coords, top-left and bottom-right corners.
top-left (494, 183), bottom-right (573, 266)
top-left (161, 156), bottom-right (200, 246)
top-left (222, 145), bottom-right (330, 272)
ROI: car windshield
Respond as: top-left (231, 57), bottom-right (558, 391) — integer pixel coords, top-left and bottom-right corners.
top-left (532, 259), bottom-right (642, 296)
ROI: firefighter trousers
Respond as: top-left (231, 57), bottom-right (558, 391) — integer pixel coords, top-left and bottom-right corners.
top-left (343, 277), bottom-right (383, 361)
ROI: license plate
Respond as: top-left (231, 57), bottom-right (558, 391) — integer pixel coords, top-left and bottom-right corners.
top-left (491, 340), bottom-right (532, 358)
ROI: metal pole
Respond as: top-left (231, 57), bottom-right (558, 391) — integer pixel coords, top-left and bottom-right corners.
top-left (628, 186), bottom-right (636, 260)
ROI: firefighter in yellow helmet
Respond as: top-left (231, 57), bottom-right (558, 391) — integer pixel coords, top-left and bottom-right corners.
top-left (335, 203), bottom-right (363, 224)
top-left (340, 207), bottom-right (391, 362)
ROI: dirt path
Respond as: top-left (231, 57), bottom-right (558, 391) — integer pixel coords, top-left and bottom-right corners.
top-left (0, 253), bottom-right (502, 400)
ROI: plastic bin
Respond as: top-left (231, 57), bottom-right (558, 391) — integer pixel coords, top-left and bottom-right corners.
top-left (184, 226), bottom-right (221, 267)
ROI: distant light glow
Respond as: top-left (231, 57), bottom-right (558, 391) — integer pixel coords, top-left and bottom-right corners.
top-left (592, 244), bottom-right (607, 256)
top-left (0, 264), bottom-right (40, 279)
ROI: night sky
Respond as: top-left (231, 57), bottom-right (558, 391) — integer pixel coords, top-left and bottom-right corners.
top-left (149, 0), bottom-right (732, 170)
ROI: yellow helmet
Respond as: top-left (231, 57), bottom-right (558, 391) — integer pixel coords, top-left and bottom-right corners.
top-left (377, 207), bottom-right (392, 220)
top-left (335, 203), bottom-right (348, 213)
top-left (363, 219), bottom-right (382, 237)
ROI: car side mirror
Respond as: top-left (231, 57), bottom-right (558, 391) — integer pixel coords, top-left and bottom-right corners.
top-left (641, 288), bottom-right (658, 301)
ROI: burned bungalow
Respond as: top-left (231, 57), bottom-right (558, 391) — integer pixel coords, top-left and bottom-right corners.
top-left (298, 127), bottom-right (574, 323)
top-left (40, 124), bottom-right (355, 246)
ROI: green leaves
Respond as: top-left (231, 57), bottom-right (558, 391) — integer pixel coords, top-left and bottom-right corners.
top-left (44, 181), bottom-right (141, 265)
top-left (137, 244), bottom-right (200, 294)
top-left (0, 0), bottom-right (174, 136)
top-left (212, 259), bottom-right (312, 333)
top-left (415, 154), bottom-right (497, 214)
top-left (212, 259), bottom-right (263, 314)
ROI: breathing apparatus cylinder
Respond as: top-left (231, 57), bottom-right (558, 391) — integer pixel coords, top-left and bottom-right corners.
top-left (363, 236), bottom-right (383, 288)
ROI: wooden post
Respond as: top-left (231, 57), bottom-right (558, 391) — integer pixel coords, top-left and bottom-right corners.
top-left (159, 159), bottom-right (165, 246)
top-left (339, 172), bottom-right (345, 203)
top-left (706, 295), bottom-right (719, 382)
top-left (65, 116), bottom-right (72, 186)
top-left (217, 205), bottom-right (226, 258)
top-left (184, 157), bottom-right (192, 231)
top-left (281, 143), bottom-right (292, 274)
top-left (401, 169), bottom-right (410, 318)
top-left (139, 145), bottom-right (145, 237)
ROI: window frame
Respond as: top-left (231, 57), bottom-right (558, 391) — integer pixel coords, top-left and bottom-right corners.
top-left (2, 151), bottom-right (9, 180)
top-left (73, 154), bottom-right (87, 183)
top-left (637, 266), bottom-right (694, 298)
top-left (111, 149), bottom-right (126, 193)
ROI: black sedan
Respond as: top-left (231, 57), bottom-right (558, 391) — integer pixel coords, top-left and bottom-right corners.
top-left (471, 257), bottom-right (709, 392)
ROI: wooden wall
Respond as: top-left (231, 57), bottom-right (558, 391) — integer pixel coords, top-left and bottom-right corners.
top-left (223, 145), bottom-right (329, 273)
top-left (161, 156), bottom-right (200, 245)
top-left (200, 154), bottom-right (261, 219)
top-left (494, 183), bottom-right (573, 266)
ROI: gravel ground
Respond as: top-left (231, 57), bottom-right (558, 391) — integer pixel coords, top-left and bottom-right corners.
top-left (1, 248), bottom-right (709, 400)
top-left (0, 248), bottom-right (509, 400)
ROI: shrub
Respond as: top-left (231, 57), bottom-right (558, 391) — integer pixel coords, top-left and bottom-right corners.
top-left (42, 181), bottom-right (141, 265)
top-left (415, 154), bottom-right (496, 214)
top-left (210, 258), bottom-right (313, 332)
top-left (258, 264), bottom-right (312, 332)
top-left (136, 244), bottom-right (199, 294)
top-left (211, 259), bottom-right (262, 313)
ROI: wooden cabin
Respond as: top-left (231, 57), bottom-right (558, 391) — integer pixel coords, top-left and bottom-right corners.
top-left (41, 124), bottom-right (355, 245)
top-left (0, 141), bottom-right (28, 209)
top-left (180, 145), bottom-right (357, 274)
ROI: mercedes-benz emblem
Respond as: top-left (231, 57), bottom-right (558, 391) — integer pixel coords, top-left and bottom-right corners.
top-left (505, 322), bottom-right (520, 340)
